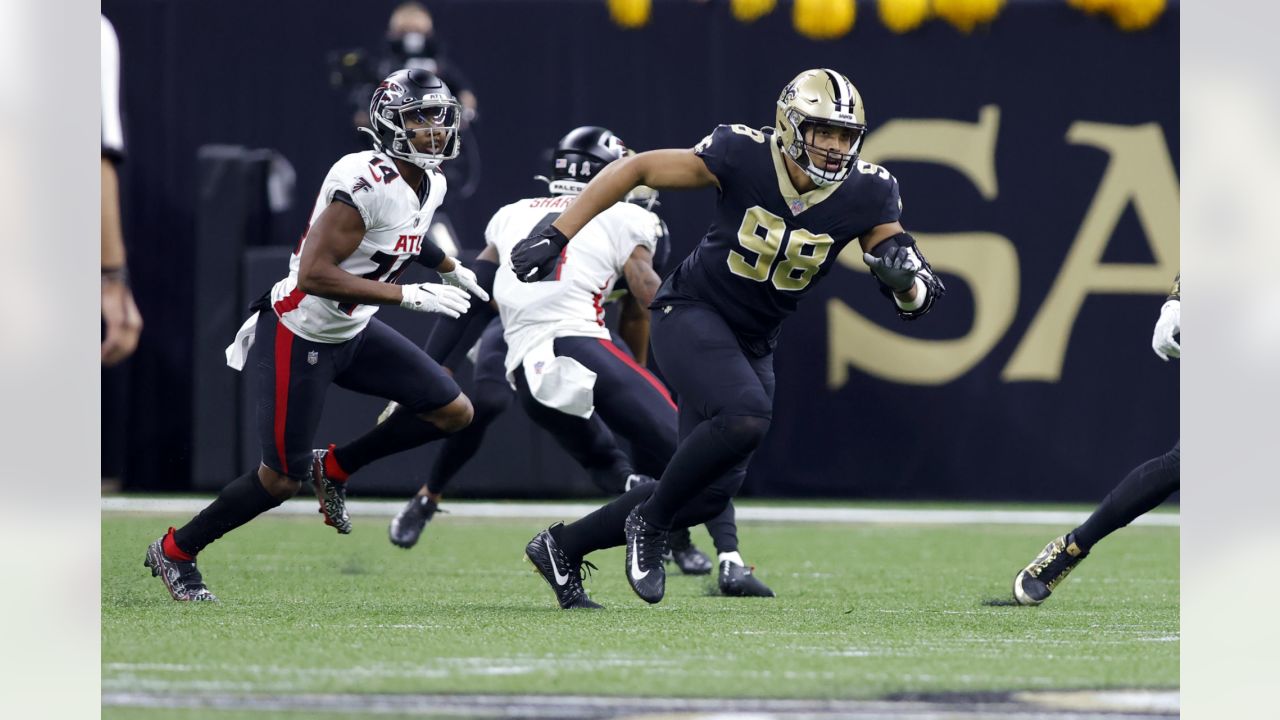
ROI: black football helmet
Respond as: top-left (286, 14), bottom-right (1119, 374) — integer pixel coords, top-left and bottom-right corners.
top-left (361, 68), bottom-right (461, 169)
top-left (540, 126), bottom-right (628, 195)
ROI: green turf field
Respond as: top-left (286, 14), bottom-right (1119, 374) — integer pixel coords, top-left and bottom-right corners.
top-left (102, 505), bottom-right (1178, 716)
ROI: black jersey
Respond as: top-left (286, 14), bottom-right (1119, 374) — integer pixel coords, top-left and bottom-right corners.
top-left (653, 124), bottom-right (901, 355)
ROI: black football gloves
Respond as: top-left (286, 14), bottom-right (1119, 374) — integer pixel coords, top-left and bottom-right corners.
top-left (863, 245), bottom-right (919, 293)
top-left (510, 225), bottom-right (570, 282)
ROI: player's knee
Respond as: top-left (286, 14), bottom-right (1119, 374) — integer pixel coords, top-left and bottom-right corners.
top-left (472, 382), bottom-right (512, 423)
top-left (256, 464), bottom-right (301, 500)
top-left (426, 394), bottom-right (474, 433)
top-left (711, 413), bottom-right (771, 455)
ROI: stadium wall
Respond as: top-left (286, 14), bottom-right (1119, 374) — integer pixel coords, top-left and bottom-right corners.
top-left (102, 0), bottom-right (1179, 501)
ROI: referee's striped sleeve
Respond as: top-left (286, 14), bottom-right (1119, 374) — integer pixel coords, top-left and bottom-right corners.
top-left (101, 16), bottom-right (126, 162)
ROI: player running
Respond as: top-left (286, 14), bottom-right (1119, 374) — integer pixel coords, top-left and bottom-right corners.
top-left (1012, 275), bottom-right (1181, 605)
top-left (144, 69), bottom-right (488, 601)
top-left (510, 69), bottom-right (945, 605)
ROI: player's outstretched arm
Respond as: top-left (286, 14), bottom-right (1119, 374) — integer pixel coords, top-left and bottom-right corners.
top-left (860, 222), bottom-right (946, 320)
top-left (298, 201), bottom-right (470, 317)
top-left (510, 150), bottom-right (718, 282)
top-left (556, 150), bottom-right (719, 239)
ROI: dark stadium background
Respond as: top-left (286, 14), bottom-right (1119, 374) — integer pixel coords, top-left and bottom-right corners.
top-left (100, 0), bottom-right (1179, 502)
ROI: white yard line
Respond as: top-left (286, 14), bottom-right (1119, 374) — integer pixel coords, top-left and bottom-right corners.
top-left (102, 497), bottom-right (1178, 527)
top-left (101, 689), bottom-right (1180, 718)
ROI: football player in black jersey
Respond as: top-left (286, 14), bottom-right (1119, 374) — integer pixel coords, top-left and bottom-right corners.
top-left (1012, 275), bottom-right (1181, 605)
top-left (510, 69), bottom-right (945, 604)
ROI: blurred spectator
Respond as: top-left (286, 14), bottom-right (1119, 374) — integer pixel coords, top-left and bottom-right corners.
top-left (102, 14), bottom-right (142, 494)
top-left (334, 2), bottom-right (479, 132)
top-left (101, 15), bottom-right (142, 366)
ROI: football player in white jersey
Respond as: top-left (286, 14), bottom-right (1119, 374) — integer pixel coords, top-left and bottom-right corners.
top-left (143, 69), bottom-right (488, 602)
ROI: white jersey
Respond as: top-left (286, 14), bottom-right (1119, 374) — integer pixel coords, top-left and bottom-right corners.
top-left (269, 151), bottom-right (447, 343)
top-left (489, 196), bottom-right (662, 376)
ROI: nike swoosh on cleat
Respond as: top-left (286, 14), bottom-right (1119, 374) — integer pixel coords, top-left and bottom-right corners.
top-left (630, 537), bottom-right (649, 581)
top-left (546, 539), bottom-right (570, 585)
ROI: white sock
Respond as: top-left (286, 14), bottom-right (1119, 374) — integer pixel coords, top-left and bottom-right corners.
top-left (718, 551), bottom-right (744, 567)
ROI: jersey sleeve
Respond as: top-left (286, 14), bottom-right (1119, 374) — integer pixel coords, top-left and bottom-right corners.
top-left (101, 16), bottom-right (126, 163)
top-left (600, 203), bottom-right (660, 269)
top-left (693, 125), bottom-right (742, 185)
top-left (483, 205), bottom-right (514, 259)
top-left (877, 172), bottom-right (903, 226)
top-left (321, 155), bottom-right (389, 231)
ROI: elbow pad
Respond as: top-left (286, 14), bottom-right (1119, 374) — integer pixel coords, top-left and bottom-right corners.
top-left (869, 232), bottom-right (946, 321)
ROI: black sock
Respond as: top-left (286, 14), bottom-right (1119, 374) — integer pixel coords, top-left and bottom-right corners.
top-left (558, 483), bottom-right (656, 560)
top-left (703, 503), bottom-right (739, 555)
top-left (1073, 442), bottom-right (1180, 551)
top-left (172, 470), bottom-right (284, 556)
top-left (427, 416), bottom-right (491, 495)
top-left (334, 407), bottom-right (450, 476)
top-left (643, 414), bottom-right (768, 528)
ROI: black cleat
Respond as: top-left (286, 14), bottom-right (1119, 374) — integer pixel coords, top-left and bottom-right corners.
top-left (1014, 533), bottom-right (1089, 606)
top-left (311, 445), bottom-right (351, 534)
top-left (524, 525), bottom-right (603, 609)
top-left (666, 530), bottom-right (713, 575)
top-left (144, 532), bottom-right (218, 602)
top-left (389, 495), bottom-right (446, 549)
top-left (718, 560), bottom-right (776, 597)
top-left (624, 505), bottom-right (669, 604)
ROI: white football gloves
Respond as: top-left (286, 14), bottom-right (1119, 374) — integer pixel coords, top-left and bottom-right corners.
top-left (400, 282), bottom-right (471, 318)
top-left (1151, 299), bottom-right (1180, 361)
top-left (439, 262), bottom-right (491, 302)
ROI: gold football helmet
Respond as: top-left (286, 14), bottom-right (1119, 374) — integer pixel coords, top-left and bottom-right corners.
top-left (775, 68), bottom-right (867, 186)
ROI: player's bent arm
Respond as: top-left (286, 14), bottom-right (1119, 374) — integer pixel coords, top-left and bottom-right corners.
top-left (618, 293), bottom-right (651, 366)
top-left (860, 221), bottom-right (947, 320)
top-left (554, 150), bottom-right (719, 239)
top-left (860, 222), bottom-right (917, 303)
top-left (621, 246), bottom-right (662, 308)
top-left (297, 201), bottom-right (403, 305)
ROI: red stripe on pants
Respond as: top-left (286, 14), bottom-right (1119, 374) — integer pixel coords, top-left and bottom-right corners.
top-left (597, 338), bottom-right (677, 410)
top-left (273, 321), bottom-right (295, 474)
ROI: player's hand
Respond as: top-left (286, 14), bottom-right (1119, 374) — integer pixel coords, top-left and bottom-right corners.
top-left (863, 246), bottom-right (919, 293)
top-left (1152, 299), bottom-right (1180, 361)
top-left (439, 260), bottom-right (490, 302)
top-left (400, 283), bottom-right (471, 318)
top-left (101, 280), bottom-right (143, 366)
top-left (510, 225), bottom-right (569, 282)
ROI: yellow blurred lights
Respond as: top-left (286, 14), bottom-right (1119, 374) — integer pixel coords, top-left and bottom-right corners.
top-left (794, 0), bottom-right (857, 40)
top-left (878, 0), bottom-right (932, 34)
top-left (608, 0), bottom-right (651, 29)
top-left (731, 0), bottom-right (777, 23)
top-left (933, 0), bottom-right (1005, 33)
